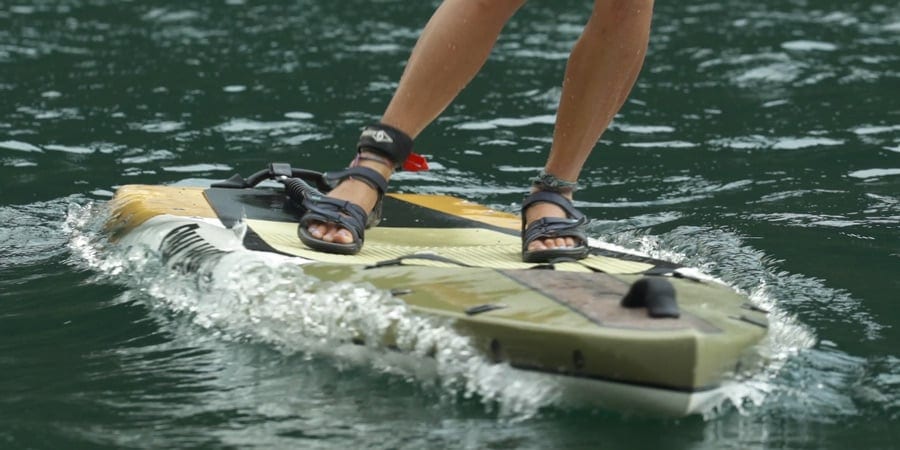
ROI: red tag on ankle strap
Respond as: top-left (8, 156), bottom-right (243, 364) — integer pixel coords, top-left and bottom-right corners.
top-left (403, 152), bottom-right (429, 171)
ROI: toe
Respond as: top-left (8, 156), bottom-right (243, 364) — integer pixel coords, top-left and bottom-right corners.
top-left (308, 222), bottom-right (356, 245)
top-left (333, 227), bottom-right (353, 244)
top-left (541, 238), bottom-right (556, 249)
top-left (308, 223), bottom-right (325, 239)
top-left (320, 225), bottom-right (335, 242)
top-left (528, 239), bottom-right (548, 252)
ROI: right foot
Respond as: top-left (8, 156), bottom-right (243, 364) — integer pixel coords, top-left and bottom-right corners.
top-left (520, 189), bottom-right (590, 263)
top-left (305, 152), bottom-right (393, 244)
top-left (523, 194), bottom-right (580, 251)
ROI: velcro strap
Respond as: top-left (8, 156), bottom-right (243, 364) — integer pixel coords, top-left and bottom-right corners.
top-left (521, 190), bottom-right (584, 221)
top-left (357, 123), bottom-right (414, 169)
top-left (324, 166), bottom-right (389, 194)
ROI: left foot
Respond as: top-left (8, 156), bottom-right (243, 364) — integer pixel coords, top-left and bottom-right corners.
top-left (304, 153), bottom-right (391, 245)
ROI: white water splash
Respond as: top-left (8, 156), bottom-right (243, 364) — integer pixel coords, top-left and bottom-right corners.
top-left (64, 202), bottom-right (561, 420)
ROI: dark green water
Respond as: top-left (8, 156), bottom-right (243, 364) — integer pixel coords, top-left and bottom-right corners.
top-left (2, 0), bottom-right (898, 448)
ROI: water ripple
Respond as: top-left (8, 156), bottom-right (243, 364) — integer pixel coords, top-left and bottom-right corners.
top-left (0, 198), bottom-right (76, 270)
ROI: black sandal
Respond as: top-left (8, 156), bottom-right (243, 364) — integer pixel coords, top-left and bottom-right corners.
top-left (521, 190), bottom-right (590, 263)
top-left (296, 123), bottom-right (414, 255)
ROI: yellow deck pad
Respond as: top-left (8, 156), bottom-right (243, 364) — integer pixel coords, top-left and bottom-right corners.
top-left (247, 219), bottom-right (653, 274)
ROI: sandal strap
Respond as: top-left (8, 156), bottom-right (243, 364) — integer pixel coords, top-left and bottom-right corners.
top-left (521, 190), bottom-right (584, 222)
top-left (357, 123), bottom-right (414, 169)
top-left (522, 216), bottom-right (589, 251)
top-left (297, 195), bottom-right (368, 255)
top-left (295, 166), bottom-right (387, 255)
top-left (520, 190), bottom-right (589, 259)
top-left (324, 166), bottom-right (389, 195)
top-left (354, 154), bottom-right (393, 167)
top-left (298, 195), bottom-right (368, 243)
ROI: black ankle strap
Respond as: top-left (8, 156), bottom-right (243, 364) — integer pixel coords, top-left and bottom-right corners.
top-left (357, 123), bottom-right (414, 170)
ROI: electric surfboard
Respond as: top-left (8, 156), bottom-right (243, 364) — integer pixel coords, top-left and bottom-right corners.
top-left (106, 165), bottom-right (769, 416)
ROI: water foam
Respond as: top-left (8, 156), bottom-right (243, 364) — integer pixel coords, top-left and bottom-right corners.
top-left (65, 202), bottom-right (561, 420)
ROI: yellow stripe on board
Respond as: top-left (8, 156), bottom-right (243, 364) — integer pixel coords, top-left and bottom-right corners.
top-left (388, 193), bottom-right (520, 231)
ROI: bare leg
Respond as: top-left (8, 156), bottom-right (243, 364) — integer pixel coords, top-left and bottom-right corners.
top-left (526, 0), bottom-right (654, 252)
top-left (308, 0), bottom-right (526, 244)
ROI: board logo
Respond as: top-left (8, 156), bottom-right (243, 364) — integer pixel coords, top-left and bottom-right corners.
top-left (361, 128), bottom-right (393, 143)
